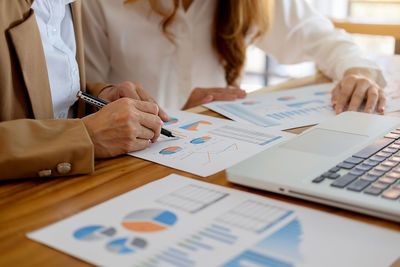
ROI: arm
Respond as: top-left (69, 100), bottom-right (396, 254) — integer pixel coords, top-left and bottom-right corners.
top-left (0, 119), bottom-right (94, 180)
top-left (255, 0), bottom-right (385, 113)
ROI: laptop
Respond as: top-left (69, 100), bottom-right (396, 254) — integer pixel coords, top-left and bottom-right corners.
top-left (226, 112), bottom-right (400, 222)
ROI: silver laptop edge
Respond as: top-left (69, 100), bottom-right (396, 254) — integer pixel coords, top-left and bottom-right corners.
top-left (227, 112), bottom-right (400, 222)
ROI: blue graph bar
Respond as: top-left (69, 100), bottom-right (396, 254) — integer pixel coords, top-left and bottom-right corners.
top-left (217, 104), bottom-right (280, 127)
top-left (257, 210), bottom-right (294, 234)
top-left (190, 240), bottom-right (213, 250)
top-left (201, 231), bottom-right (235, 245)
top-left (222, 250), bottom-right (293, 267)
top-left (204, 227), bottom-right (237, 241)
top-left (266, 104), bottom-right (332, 121)
top-left (260, 136), bottom-right (282, 146)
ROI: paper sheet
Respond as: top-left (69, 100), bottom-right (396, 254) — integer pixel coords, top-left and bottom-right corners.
top-left (28, 174), bottom-right (400, 267)
top-left (128, 110), bottom-right (293, 177)
top-left (205, 83), bottom-right (400, 130)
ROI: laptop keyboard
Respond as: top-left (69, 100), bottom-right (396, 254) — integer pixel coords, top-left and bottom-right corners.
top-left (312, 129), bottom-right (400, 201)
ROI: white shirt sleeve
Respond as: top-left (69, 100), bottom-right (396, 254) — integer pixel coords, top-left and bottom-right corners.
top-left (82, 0), bottom-right (111, 83)
top-left (255, 0), bottom-right (385, 86)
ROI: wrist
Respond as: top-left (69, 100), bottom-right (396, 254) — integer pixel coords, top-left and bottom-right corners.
top-left (344, 67), bottom-right (376, 80)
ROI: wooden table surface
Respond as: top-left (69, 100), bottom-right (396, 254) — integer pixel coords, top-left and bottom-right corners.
top-left (1, 74), bottom-right (400, 267)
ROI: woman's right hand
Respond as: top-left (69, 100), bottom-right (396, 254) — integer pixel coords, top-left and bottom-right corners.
top-left (82, 98), bottom-right (163, 158)
top-left (182, 87), bottom-right (246, 110)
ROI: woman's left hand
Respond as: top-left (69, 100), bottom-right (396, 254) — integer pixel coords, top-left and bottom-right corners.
top-left (331, 68), bottom-right (385, 114)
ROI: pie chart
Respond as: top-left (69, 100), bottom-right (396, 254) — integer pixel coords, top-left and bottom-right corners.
top-left (159, 146), bottom-right (182, 155)
top-left (106, 237), bottom-right (147, 254)
top-left (164, 117), bottom-right (178, 125)
top-left (121, 209), bottom-right (177, 233)
top-left (190, 136), bottom-right (212, 144)
top-left (73, 225), bottom-right (116, 241)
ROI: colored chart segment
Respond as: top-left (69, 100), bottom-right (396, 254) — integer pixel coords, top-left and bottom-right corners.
top-left (106, 237), bottom-right (147, 254)
top-left (190, 136), bottom-right (212, 144)
top-left (242, 100), bottom-right (260, 105)
top-left (255, 218), bottom-right (303, 261)
top-left (222, 218), bottom-right (302, 267)
top-left (278, 96), bottom-right (295, 101)
top-left (164, 117), bottom-right (178, 125)
top-left (314, 91), bottom-right (329, 96)
top-left (121, 209), bottom-right (177, 233)
top-left (73, 225), bottom-right (116, 241)
top-left (180, 120), bottom-right (212, 131)
top-left (286, 100), bottom-right (324, 108)
top-left (160, 146), bottom-right (182, 155)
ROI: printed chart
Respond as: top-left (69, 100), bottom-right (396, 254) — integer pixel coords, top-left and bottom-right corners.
top-left (73, 225), bottom-right (116, 241)
top-left (215, 200), bottom-right (294, 233)
top-left (205, 83), bottom-right (336, 130)
top-left (130, 110), bottom-right (292, 176)
top-left (28, 175), bottom-right (400, 267)
top-left (223, 218), bottom-right (303, 266)
top-left (156, 184), bottom-right (229, 213)
top-left (121, 209), bottom-right (177, 232)
top-left (206, 82), bottom-right (400, 131)
top-left (106, 237), bottom-right (147, 254)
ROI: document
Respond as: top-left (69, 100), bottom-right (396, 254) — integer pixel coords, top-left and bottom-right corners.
top-left (28, 174), bottom-right (400, 267)
top-left (129, 110), bottom-right (293, 177)
top-left (205, 83), bottom-right (400, 130)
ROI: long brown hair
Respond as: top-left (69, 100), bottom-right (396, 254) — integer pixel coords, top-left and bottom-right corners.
top-left (125, 0), bottom-right (273, 87)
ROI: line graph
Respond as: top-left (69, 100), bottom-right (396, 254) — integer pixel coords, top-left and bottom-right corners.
top-left (180, 143), bottom-right (239, 165)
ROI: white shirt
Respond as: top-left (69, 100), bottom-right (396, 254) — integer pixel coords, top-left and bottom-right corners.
top-left (32, 0), bottom-right (80, 119)
top-left (82, 0), bottom-right (383, 109)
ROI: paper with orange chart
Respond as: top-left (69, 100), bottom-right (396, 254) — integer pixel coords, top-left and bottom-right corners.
top-left (129, 110), bottom-right (294, 177)
top-left (27, 174), bottom-right (400, 267)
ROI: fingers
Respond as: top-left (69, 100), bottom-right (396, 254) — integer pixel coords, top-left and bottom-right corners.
top-left (136, 111), bottom-right (163, 142)
top-left (334, 76), bottom-right (357, 114)
top-left (363, 87), bottom-right (379, 113)
top-left (117, 81), bottom-right (141, 100)
top-left (209, 92), bottom-right (238, 101)
top-left (207, 88), bottom-right (247, 98)
top-left (377, 89), bottom-right (386, 114)
top-left (183, 87), bottom-right (247, 109)
top-left (128, 138), bottom-right (151, 152)
top-left (347, 79), bottom-right (370, 112)
top-left (331, 84), bottom-right (339, 108)
top-left (130, 99), bottom-right (159, 115)
top-left (333, 74), bottom-right (384, 114)
top-left (157, 107), bottom-right (169, 122)
top-left (126, 82), bottom-right (170, 122)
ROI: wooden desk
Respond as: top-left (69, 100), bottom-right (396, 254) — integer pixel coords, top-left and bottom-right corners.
top-left (1, 77), bottom-right (399, 267)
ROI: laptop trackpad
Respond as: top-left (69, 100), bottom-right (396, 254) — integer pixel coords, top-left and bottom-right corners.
top-left (281, 128), bottom-right (368, 157)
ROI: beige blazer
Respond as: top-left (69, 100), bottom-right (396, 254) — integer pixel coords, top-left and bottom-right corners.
top-left (0, 0), bottom-right (109, 180)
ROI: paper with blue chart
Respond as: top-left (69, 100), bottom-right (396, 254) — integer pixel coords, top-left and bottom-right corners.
top-left (28, 174), bottom-right (400, 267)
top-left (129, 110), bottom-right (293, 177)
top-left (205, 83), bottom-right (400, 130)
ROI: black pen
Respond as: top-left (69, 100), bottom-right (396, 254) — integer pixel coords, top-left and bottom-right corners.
top-left (77, 91), bottom-right (175, 138)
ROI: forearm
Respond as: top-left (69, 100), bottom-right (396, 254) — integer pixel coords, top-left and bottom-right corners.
top-left (0, 119), bottom-right (94, 181)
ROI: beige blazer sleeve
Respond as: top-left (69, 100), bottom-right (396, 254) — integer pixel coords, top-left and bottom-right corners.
top-left (0, 119), bottom-right (94, 180)
top-left (0, 1), bottom-right (102, 180)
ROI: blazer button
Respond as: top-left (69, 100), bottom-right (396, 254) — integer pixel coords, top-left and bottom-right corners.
top-left (38, 169), bottom-right (52, 177)
top-left (57, 162), bottom-right (72, 174)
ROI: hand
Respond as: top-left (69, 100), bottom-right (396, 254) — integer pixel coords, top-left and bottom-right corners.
top-left (82, 98), bottom-right (163, 158)
top-left (182, 87), bottom-right (247, 109)
top-left (331, 68), bottom-right (385, 114)
top-left (98, 81), bottom-right (169, 122)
